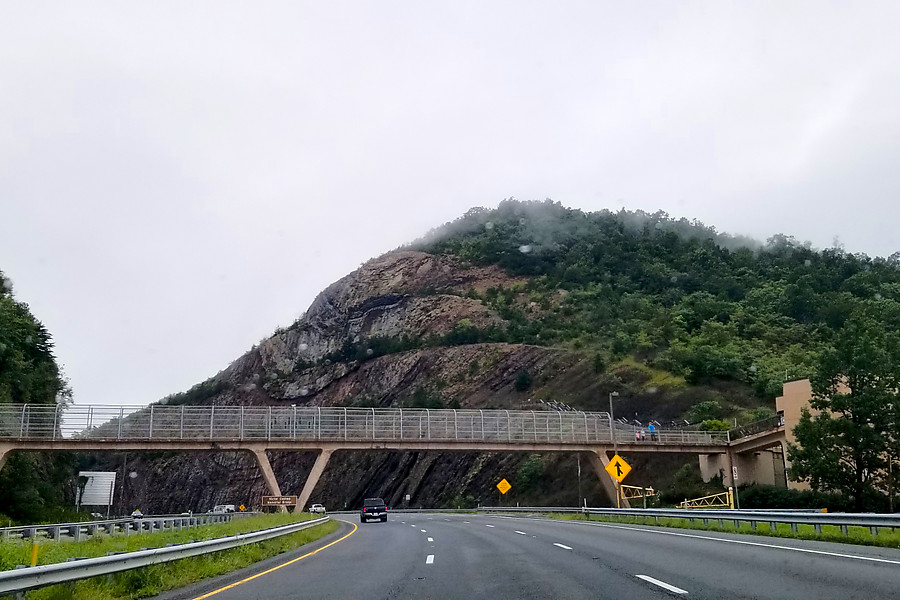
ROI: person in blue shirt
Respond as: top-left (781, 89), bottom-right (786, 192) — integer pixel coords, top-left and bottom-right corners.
top-left (648, 422), bottom-right (657, 441)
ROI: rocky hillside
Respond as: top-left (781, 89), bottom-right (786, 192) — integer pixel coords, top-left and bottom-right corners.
top-left (104, 200), bottom-right (900, 513)
top-left (103, 250), bottom-right (755, 513)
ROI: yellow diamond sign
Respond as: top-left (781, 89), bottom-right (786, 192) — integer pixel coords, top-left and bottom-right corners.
top-left (605, 454), bottom-right (631, 483)
top-left (496, 478), bottom-right (512, 495)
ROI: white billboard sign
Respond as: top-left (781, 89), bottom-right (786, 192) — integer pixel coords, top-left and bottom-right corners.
top-left (77, 471), bottom-right (117, 507)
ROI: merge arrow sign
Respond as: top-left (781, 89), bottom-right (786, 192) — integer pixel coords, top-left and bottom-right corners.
top-left (605, 454), bottom-right (631, 483)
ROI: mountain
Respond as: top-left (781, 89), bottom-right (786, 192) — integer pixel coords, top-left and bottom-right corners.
top-left (100, 200), bottom-right (900, 512)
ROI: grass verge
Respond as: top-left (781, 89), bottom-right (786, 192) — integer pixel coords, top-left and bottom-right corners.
top-left (544, 512), bottom-right (900, 549)
top-left (2, 514), bottom-right (340, 600)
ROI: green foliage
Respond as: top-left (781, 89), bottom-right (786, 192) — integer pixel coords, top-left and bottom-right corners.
top-left (0, 270), bottom-right (70, 405)
top-left (738, 484), bottom-right (855, 512)
top-left (3, 515), bottom-right (338, 599)
top-left (162, 378), bottom-right (230, 406)
top-left (0, 270), bottom-right (74, 523)
top-left (405, 388), bottom-right (443, 409)
top-left (410, 200), bottom-right (900, 400)
top-left (516, 454), bottom-right (544, 491)
top-left (684, 400), bottom-right (724, 424)
top-left (659, 463), bottom-right (722, 505)
top-left (788, 304), bottom-right (900, 510)
top-left (699, 419), bottom-right (731, 431)
top-left (514, 369), bottom-right (533, 392)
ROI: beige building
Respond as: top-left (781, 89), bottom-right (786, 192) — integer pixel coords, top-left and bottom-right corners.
top-left (700, 378), bottom-right (821, 490)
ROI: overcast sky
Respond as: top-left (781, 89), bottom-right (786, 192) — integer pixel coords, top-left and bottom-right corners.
top-left (2, 2), bottom-right (899, 407)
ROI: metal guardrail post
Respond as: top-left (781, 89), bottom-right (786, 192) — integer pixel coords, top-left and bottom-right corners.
top-left (180, 405), bottom-right (185, 440)
top-left (117, 406), bottom-right (123, 439)
top-left (399, 408), bottom-right (403, 439)
top-left (149, 405), bottom-right (154, 438)
top-left (455, 409), bottom-right (459, 440)
top-left (209, 406), bottom-right (215, 439)
top-left (426, 409), bottom-right (431, 439)
top-left (240, 406), bottom-right (244, 440)
top-left (480, 410), bottom-right (485, 440)
top-left (19, 405), bottom-right (26, 438)
top-left (506, 410), bottom-right (511, 442)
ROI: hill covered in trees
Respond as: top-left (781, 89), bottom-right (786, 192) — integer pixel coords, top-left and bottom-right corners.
top-left (410, 200), bottom-right (900, 401)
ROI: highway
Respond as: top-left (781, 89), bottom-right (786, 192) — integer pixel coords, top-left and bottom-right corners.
top-left (161, 513), bottom-right (900, 600)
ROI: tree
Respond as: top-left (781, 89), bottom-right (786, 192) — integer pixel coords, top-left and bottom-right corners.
top-left (788, 304), bottom-right (900, 510)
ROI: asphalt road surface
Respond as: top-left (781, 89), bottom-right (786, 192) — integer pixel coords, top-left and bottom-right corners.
top-left (161, 512), bottom-right (900, 600)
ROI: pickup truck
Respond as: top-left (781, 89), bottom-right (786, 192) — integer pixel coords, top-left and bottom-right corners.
top-left (360, 497), bottom-right (387, 523)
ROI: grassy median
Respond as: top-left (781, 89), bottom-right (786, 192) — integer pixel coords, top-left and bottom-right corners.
top-left (1, 513), bottom-right (340, 599)
top-left (544, 512), bottom-right (900, 549)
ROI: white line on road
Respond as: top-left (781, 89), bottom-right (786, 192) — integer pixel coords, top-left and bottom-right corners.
top-left (485, 524), bottom-right (495, 528)
top-left (515, 531), bottom-right (527, 535)
top-left (636, 575), bottom-right (688, 594)
top-left (421, 529), bottom-right (427, 533)
top-left (428, 537), bottom-right (434, 542)
top-left (464, 521), bottom-right (471, 523)
top-left (570, 521), bottom-right (900, 566)
top-left (553, 543), bottom-right (573, 550)
top-left (426, 554), bottom-right (435, 564)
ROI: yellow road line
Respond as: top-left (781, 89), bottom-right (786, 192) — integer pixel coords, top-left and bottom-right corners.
top-left (191, 521), bottom-right (358, 600)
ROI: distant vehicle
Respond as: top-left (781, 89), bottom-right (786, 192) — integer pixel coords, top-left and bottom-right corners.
top-left (212, 504), bottom-right (236, 513)
top-left (360, 497), bottom-right (387, 523)
top-left (309, 503), bottom-right (326, 514)
top-left (130, 509), bottom-right (144, 518)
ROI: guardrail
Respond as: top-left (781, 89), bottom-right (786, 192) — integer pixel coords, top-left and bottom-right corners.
top-left (0, 513), bottom-right (238, 543)
top-left (479, 506), bottom-right (897, 537)
top-left (728, 415), bottom-right (783, 441)
top-left (356, 507), bottom-right (899, 537)
top-left (0, 516), bottom-right (330, 595)
top-left (0, 404), bottom-right (732, 447)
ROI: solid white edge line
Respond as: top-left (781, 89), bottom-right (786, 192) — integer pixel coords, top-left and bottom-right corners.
top-left (421, 529), bottom-right (427, 532)
top-left (522, 516), bottom-right (900, 567)
top-left (515, 531), bottom-right (527, 535)
top-left (426, 554), bottom-right (435, 564)
top-left (636, 575), bottom-right (688, 594)
top-left (553, 543), bottom-right (573, 550)
top-left (427, 537), bottom-right (434, 542)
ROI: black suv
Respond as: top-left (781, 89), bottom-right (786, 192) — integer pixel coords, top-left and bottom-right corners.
top-left (360, 497), bottom-right (387, 523)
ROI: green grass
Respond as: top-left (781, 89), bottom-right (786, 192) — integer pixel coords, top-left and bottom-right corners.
top-left (544, 512), bottom-right (900, 549)
top-left (2, 514), bottom-right (341, 600)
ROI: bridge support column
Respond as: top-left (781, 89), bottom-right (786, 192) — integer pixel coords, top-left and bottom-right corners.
top-left (0, 444), bottom-right (12, 473)
top-left (250, 448), bottom-right (287, 512)
top-left (587, 451), bottom-right (630, 509)
top-left (297, 449), bottom-right (333, 512)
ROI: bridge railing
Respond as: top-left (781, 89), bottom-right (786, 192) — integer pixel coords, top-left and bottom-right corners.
top-left (728, 415), bottom-right (784, 441)
top-left (0, 404), bottom-right (731, 447)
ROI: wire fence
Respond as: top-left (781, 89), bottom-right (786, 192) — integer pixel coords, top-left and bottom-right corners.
top-left (0, 404), bottom-right (732, 446)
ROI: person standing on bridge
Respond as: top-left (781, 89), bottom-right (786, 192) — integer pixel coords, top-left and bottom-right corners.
top-left (648, 422), bottom-right (657, 441)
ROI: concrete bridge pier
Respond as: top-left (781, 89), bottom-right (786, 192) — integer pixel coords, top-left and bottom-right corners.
top-left (0, 444), bottom-right (12, 473)
top-left (587, 450), bottom-right (631, 509)
top-left (297, 449), bottom-right (333, 513)
top-left (248, 448), bottom-right (288, 512)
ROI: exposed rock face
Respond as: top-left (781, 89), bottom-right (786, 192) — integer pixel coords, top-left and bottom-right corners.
top-left (112, 250), bottom-right (615, 513)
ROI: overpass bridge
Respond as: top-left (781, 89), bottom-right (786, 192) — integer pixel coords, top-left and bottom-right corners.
top-left (0, 404), bottom-right (784, 509)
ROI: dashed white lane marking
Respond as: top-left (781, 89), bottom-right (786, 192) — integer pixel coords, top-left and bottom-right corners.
top-left (636, 575), bottom-right (688, 594)
top-left (426, 554), bottom-right (435, 564)
top-left (427, 537), bottom-right (434, 542)
top-left (485, 524), bottom-right (495, 528)
top-left (553, 543), bottom-right (573, 550)
top-left (421, 529), bottom-right (427, 533)
top-left (515, 531), bottom-right (527, 535)
top-left (464, 521), bottom-right (471, 524)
